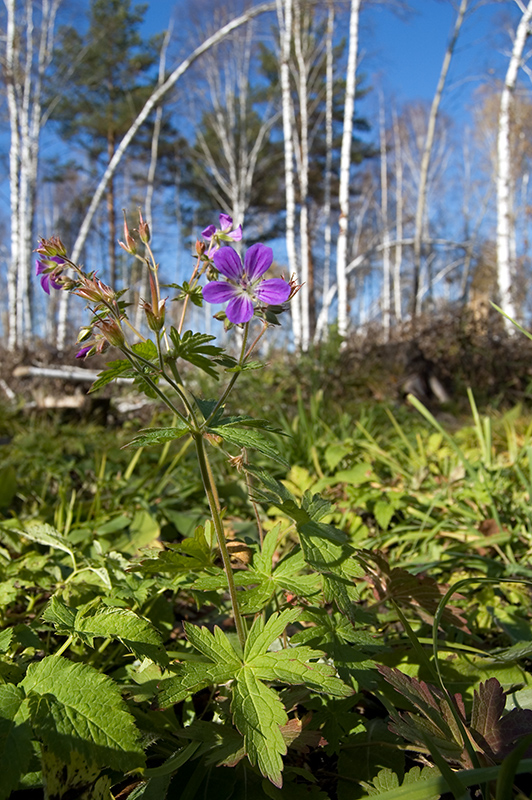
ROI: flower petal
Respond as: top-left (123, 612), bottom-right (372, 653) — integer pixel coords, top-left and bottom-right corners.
top-left (40, 274), bottom-right (51, 294)
top-left (202, 224), bottom-right (216, 239)
top-left (245, 243), bottom-right (273, 281)
top-left (219, 213), bottom-right (233, 231)
top-left (226, 295), bottom-right (254, 324)
top-left (254, 278), bottom-right (290, 305)
top-left (213, 246), bottom-right (243, 280)
top-left (35, 259), bottom-right (46, 276)
top-left (227, 225), bottom-right (242, 241)
top-left (202, 281), bottom-right (238, 304)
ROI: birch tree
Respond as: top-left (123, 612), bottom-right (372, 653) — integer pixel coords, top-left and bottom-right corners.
top-left (4, 0), bottom-right (61, 349)
top-left (410, 0), bottom-right (468, 318)
top-left (496, 0), bottom-right (532, 325)
top-left (336, 0), bottom-right (361, 339)
top-left (277, 0), bottom-right (302, 349)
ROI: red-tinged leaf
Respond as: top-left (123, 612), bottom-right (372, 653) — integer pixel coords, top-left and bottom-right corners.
top-left (494, 709), bottom-right (532, 759)
top-left (471, 678), bottom-right (506, 740)
top-left (364, 556), bottom-right (469, 632)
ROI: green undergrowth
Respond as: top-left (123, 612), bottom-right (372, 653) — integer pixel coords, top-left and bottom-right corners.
top-left (2, 390), bottom-right (532, 798)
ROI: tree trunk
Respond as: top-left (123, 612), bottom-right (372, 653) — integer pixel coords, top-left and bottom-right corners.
top-left (316, 0), bottom-right (335, 344)
top-left (496, 0), bottom-right (532, 327)
top-left (411, 0), bottom-right (468, 318)
top-left (379, 94), bottom-right (391, 339)
top-left (277, 0), bottom-right (301, 349)
top-left (336, 0), bottom-right (361, 339)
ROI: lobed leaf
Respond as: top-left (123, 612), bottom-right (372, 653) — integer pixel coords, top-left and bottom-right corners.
top-left (244, 609), bottom-right (301, 661)
top-left (250, 647), bottom-right (353, 697)
top-left (232, 666), bottom-right (287, 787)
top-left (158, 662), bottom-right (236, 707)
top-left (185, 623), bottom-right (242, 666)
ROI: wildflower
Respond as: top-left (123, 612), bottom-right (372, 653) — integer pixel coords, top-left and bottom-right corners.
top-left (202, 243), bottom-right (290, 324)
top-left (35, 256), bottom-right (65, 294)
top-left (202, 213), bottom-right (242, 243)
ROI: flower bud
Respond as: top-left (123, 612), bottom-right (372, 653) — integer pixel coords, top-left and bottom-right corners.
top-left (119, 212), bottom-right (137, 255)
top-left (196, 239), bottom-right (206, 256)
top-left (98, 319), bottom-right (125, 348)
top-left (138, 210), bottom-right (150, 244)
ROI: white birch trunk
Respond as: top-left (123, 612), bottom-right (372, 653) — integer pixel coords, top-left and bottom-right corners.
top-left (336, 0), bottom-right (361, 339)
top-left (5, 0), bottom-right (20, 351)
top-left (411, 0), bottom-right (468, 317)
top-left (294, 0), bottom-right (310, 350)
top-left (497, 0), bottom-right (532, 326)
top-left (57, 1), bottom-right (276, 350)
top-left (276, 0), bottom-right (301, 350)
top-left (379, 95), bottom-right (391, 339)
top-left (316, 0), bottom-right (335, 344)
top-left (392, 106), bottom-right (403, 321)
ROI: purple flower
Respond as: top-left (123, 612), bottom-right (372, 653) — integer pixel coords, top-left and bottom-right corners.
top-left (202, 243), bottom-right (290, 324)
top-left (35, 256), bottom-right (64, 294)
top-left (202, 213), bottom-right (242, 242)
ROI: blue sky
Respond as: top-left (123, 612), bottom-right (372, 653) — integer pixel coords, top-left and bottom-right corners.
top-left (140, 0), bottom-right (519, 132)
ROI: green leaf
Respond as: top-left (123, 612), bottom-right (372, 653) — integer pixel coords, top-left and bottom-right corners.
top-left (374, 500), bottom-right (395, 530)
top-left (250, 647), bottom-right (353, 697)
top-left (232, 667), bottom-right (288, 787)
top-left (356, 761), bottom-right (532, 799)
top-left (185, 623), bottom-right (242, 666)
top-left (208, 425), bottom-right (288, 466)
top-left (45, 597), bottom-right (168, 666)
top-left (42, 596), bottom-right (77, 633)
top-left (0, 628), bottom-right (13, 654)
top-left (40, 747), bottom-right (112, 800)
top-left (0, 684), bottom-right (33, 800)
top-left (158, 662), bottom-right (236, 707)
top-left (75, 605), bottom-right (169, 667)
top-left (88, 356), bottom-right (131, 392)
top-left (22, 655), bottom-right (144, 771)
top-left (245, 609), bottom-right (301, 661)
top-left (167, 329), bottom-right (225, 379)
top-left (123, 424), bottom-right (191, 449)
top-left (14, 522), bottom-right (75, 566)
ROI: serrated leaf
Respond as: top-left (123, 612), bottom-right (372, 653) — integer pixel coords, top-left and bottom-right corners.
top-left (167, 329), bottom-right (225, 379)
top-left (42, 596), bottom-right (77, 633)
top-left (88, 357), bottom-right (132, 393)
top-left (75, 605), bottom-right (169, 666)
top-left (471, 678), bottom-right (505, 741)
top-left (253, 525), bottom-right (281, 575)
top-left (185, 623), bottom-right (241, 666)
top-left (0, 629), bottom-right (13, 654)
top-left (0, 684), bottom-right (33, 800)
top-left (232, 667), bottom-right (287, 787)
top-left (158, 662), bottom-right (236, 707)
top-left (250, 647), bottom-right (353, 697)
top-left (208, 425), bottom-right (288, 466)
top-left (14, 522), bottom-right (75, 566)
top-left (22, 656), bottom-right (144, 771)
top-left (245, 609), bottom-right (301, 661)
top-left (123, 424), bottom-right (191, 449)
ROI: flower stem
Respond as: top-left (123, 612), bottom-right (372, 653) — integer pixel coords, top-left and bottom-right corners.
top-left (194, 432), bottom-right (246, 650)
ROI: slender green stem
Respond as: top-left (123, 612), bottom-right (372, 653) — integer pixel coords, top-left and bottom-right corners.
top-left (55, 634), bottom-right (74, 657)
top-left (194, 433), bottom-right (246, 649)
top-left (205, 323), bottom-right (250, 427)
top-left (121, 349), bottom-right (191, 426)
